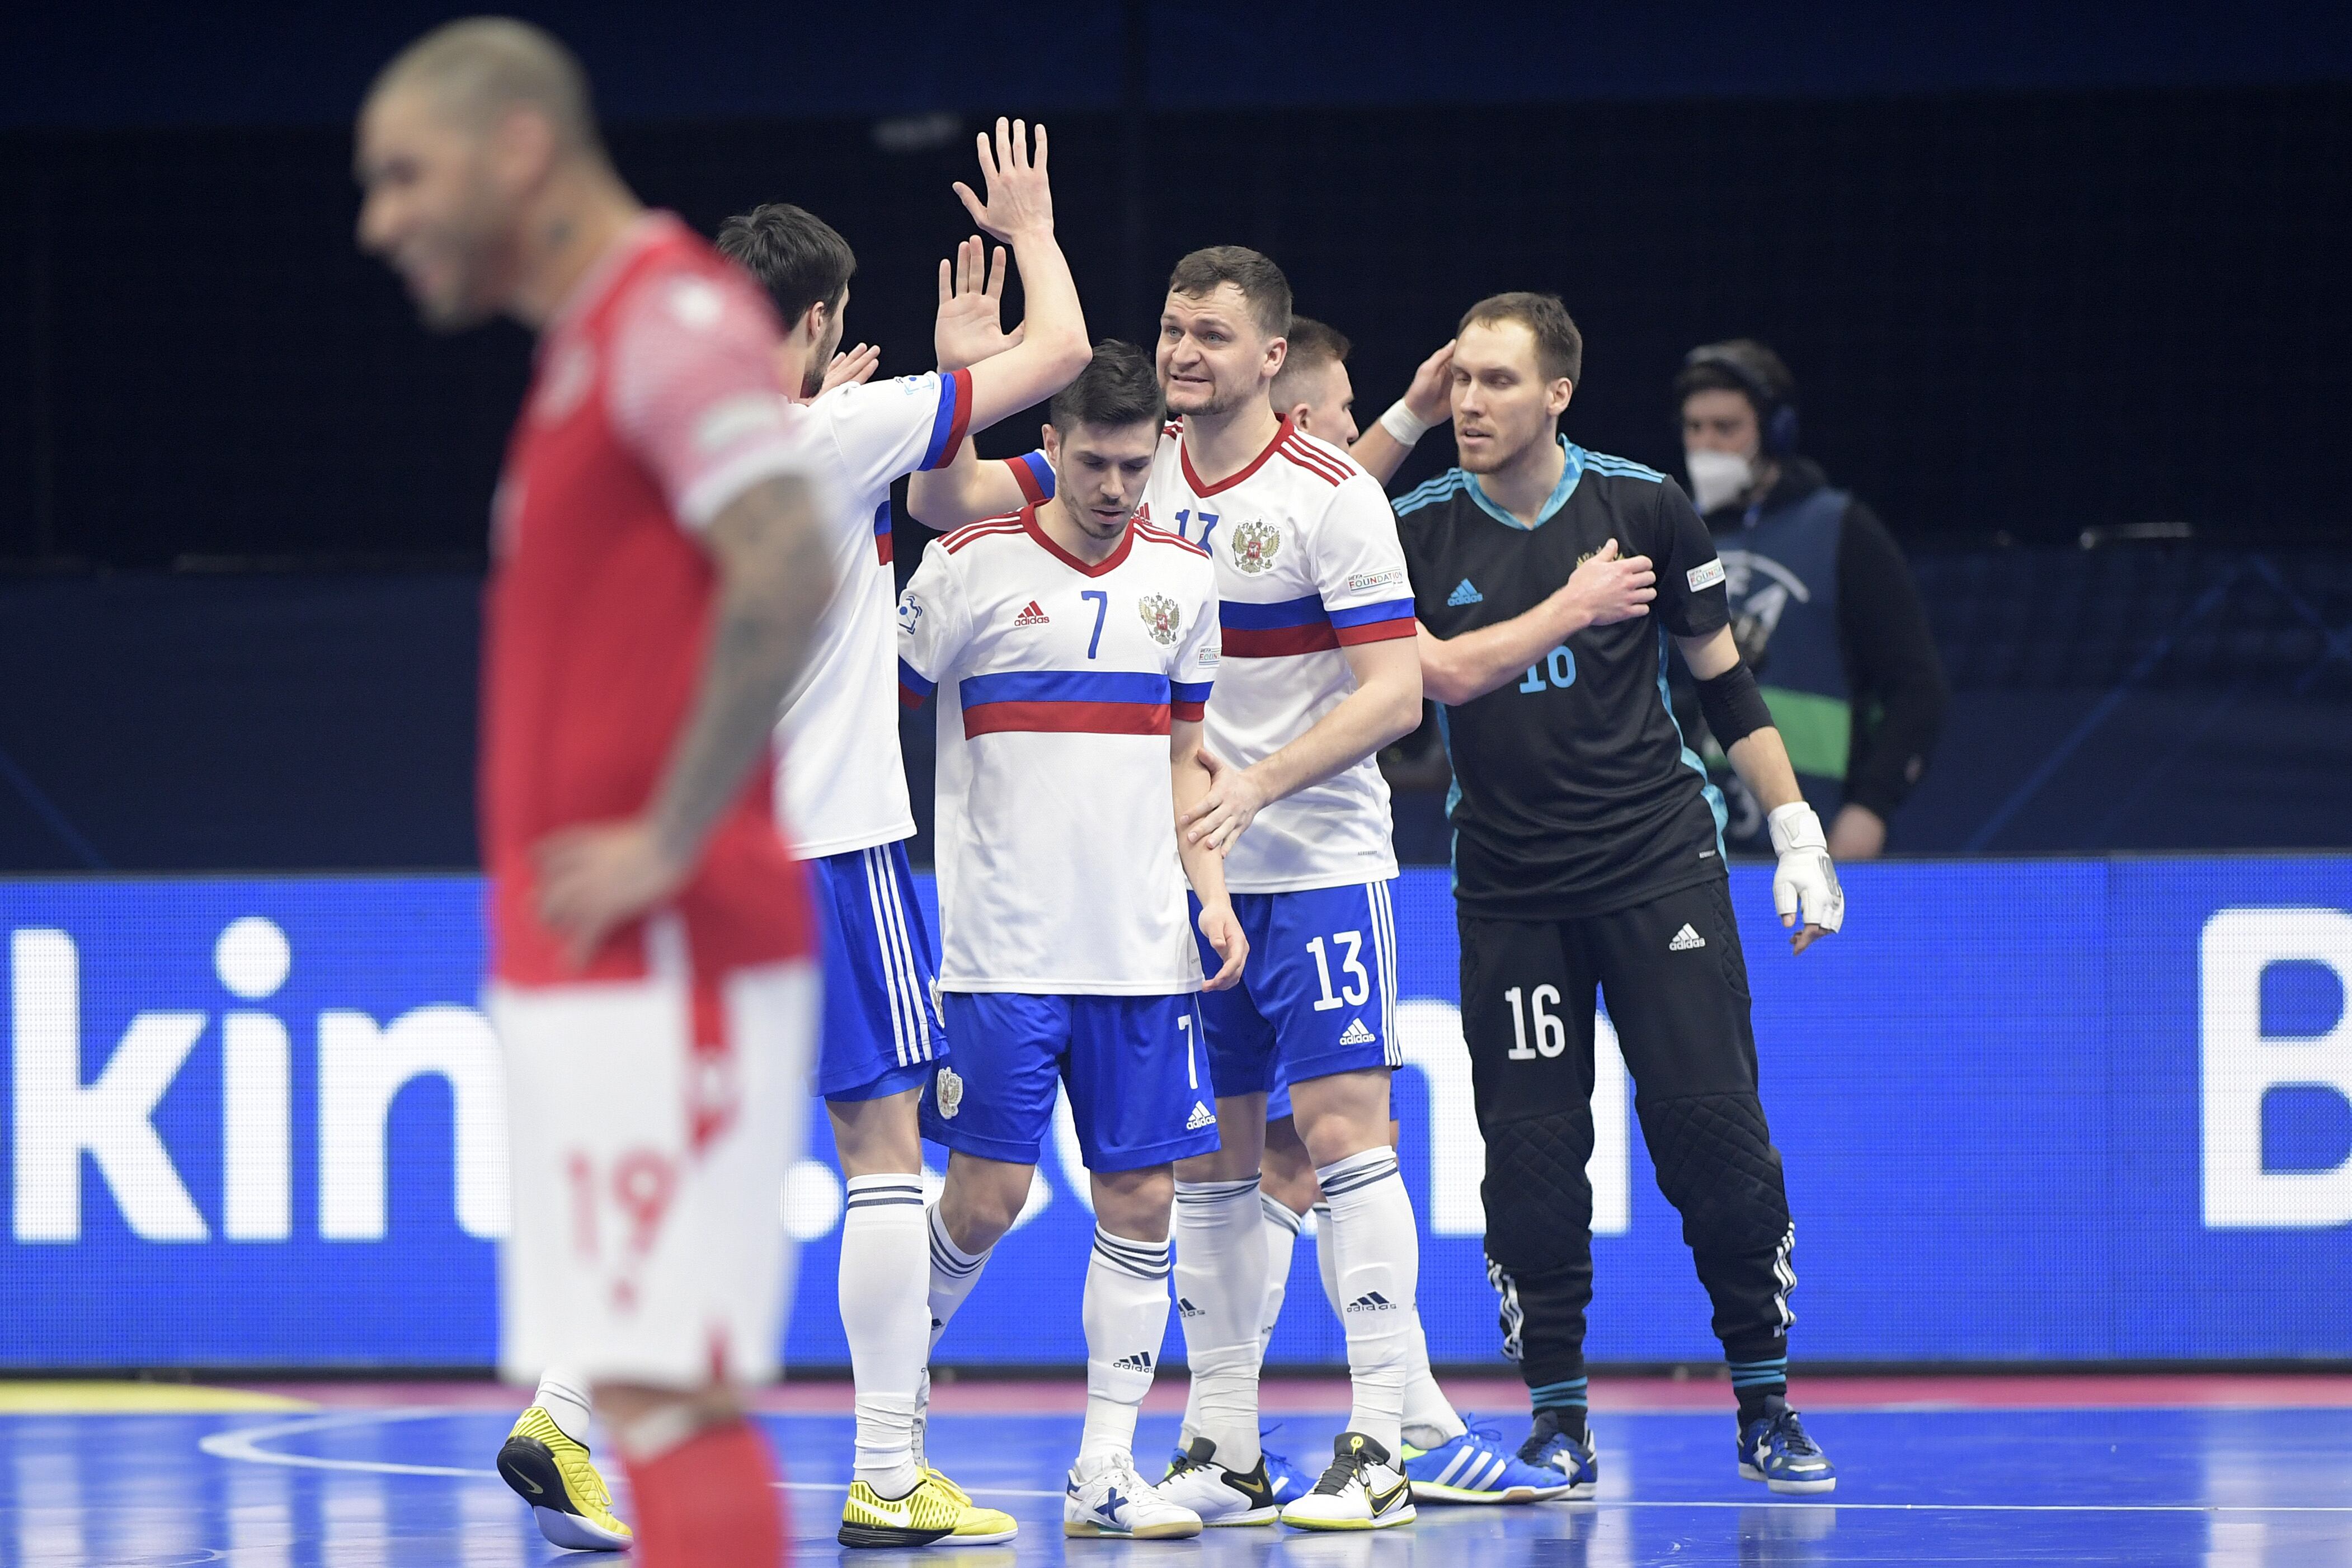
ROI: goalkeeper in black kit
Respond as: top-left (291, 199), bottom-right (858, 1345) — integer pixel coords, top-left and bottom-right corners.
top-left (1384, 293), bottom-right (1845, 1496)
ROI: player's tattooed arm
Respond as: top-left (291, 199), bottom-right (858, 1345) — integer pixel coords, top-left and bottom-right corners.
top-left (534, 473), bottom-right (835, 965)
top-left (1351, 339), bottom-right (1456, 487)
top-left (1172, 719), bottom-right (1248, 990)
top-left (1418, 539), bottom-right (1655, 704)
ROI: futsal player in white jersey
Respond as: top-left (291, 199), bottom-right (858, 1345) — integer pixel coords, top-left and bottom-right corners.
top-left (495, 119), bottom-right (1090, 1553)
top-left (899, 343), bottom-right (1245, 1540)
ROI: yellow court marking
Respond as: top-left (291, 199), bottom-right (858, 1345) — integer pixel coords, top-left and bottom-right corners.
top-left (0, 1382), bottom-right (317, 1414)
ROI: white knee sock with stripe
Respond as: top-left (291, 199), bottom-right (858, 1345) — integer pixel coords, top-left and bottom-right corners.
top-left (1313, 1202), bottom-right (1340, 1319)
top-left (1318, 1147), bottom-right (1419, 1456)
top-left (1081, 1225), bottom-right (1173, 1465)
top-left (1171, 1176), bottom-right (1267, 1470)
top-left (925, 1203), bottom-right (993, 1354)
top-left (1259, 1191), bottom-right (1305, 1348)
top-left (842, 1175), bottom-right (928, 1497)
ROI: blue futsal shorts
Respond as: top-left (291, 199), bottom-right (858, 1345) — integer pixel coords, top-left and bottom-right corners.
top-left (807, 840), bottom-right (946, 1103)
top-left (1192, 879), bottom-right (1402, 1105)
top-left (920, 992), bottom-right (1221, 1173)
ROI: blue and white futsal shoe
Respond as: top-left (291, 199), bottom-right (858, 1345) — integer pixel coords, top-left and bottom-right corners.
top-left (1402, 1419), bottom-right (1575, 1503)
top-left (1515, 1408), bottom-right (1599, 1499)
top-left (1262, 1435), bottom-right (1314, 1507)
top-left (1737, 1399), bottom-right (1836, 1495)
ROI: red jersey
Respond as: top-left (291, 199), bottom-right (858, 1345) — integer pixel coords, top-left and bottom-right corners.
top-left (484, 214), bottom-right (813, 987)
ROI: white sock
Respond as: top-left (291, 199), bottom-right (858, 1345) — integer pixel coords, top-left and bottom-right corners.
top-left (1400, 1320), bottom-right (1467, 1446)
top-left (1081, 1225), bottom-right (1172, 1465)
top-left (1312, 1202), bottom-right (1340, 1321)
top-left (926, 1203), bottom-right (992, 1354)
top-left (1259, 1190), bottom-right (1305, 1349)
top-left (531, 1368), bottom-right (595, 1447)
top-left (1171, 1176), bottom-right (1266, 1470)
top-left (843, 1175), bottom-right (929, 1497)
top-left (1317, 1148), bottom-right (1419, 1456)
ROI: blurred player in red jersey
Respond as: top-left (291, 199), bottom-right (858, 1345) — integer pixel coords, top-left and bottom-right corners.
top-left (357, 20), bottom-right (834, 1566)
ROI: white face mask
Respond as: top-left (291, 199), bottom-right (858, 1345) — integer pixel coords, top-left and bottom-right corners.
top-left (1685, 448), bottom-right (1754, 515)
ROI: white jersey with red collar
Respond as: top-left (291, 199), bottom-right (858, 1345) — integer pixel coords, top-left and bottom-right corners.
top-left (896, 507), bottom-right (1220, 993)
top-left (1142, 416), bottom-right (1414, 893)
top-left (773, 369), bottom-right (974, 859)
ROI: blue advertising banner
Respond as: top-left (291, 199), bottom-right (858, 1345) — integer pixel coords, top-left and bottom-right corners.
top-left (1, 860), bottom-right (2345, 1369)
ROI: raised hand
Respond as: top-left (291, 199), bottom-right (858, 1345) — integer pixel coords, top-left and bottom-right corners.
top-left (814, 341), bottom-right (879, 399)
top-left (934, 235), bottom-right (1025, 371)
top-left (952, 117), bottom-right (1053, 244)
top-left (1404, 339), bottom-right (1457, 426)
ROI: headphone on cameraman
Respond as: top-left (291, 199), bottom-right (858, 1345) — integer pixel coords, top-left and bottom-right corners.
top-left (1681, 343), bottom-right (1800, 459)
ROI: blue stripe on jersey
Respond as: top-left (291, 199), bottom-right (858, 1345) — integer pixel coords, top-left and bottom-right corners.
top-left (919, 373), bottom-right (963, 470)
top-left (1582, 451), bottom-right (1667, 482)
top-left (1170, 679), bottom-right (1214, 705)
top-left (872, 500), bottom-right (892, 536)
top-left (1018, 449), bottom-right (1056, 499)
top-left (1219, 594), bottom-right (1327, 630)
top-left (897, 657), bottom-right (937, 698)
top-left (959, 669), bottom-right (1170, 706)
top-left (1393, 470), bottom-right (1469, 517)
top-left (1327, 596), bottom-right (1414, 629)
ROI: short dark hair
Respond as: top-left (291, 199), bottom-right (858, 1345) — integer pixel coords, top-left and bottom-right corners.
top-left (1673, 338), bottom-right (1797, 416)
top-left (1272, 316), bottom-right (1349, 407)
top-left (1166, 246), bottom-right (1293, 340)
top-left (714, 203), bottom-right (856, 328)
top-left (1457, 291), bottom-right (1583, 385)
top-left (1049, 340), bottom-right (1165, 432)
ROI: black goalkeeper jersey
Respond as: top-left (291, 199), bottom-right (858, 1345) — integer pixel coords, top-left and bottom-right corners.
top-left (1396, 439), bottom-right (1732, 920)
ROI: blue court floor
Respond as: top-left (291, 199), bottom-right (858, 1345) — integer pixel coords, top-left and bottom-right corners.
top-left (1, 1385), bottom-right (2348, 1566)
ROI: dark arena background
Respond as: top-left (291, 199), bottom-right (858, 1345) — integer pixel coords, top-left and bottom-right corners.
top-left (1, 3), bottom-right (2349, 1564)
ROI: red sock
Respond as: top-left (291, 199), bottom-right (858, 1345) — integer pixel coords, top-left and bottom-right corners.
top-left (620, 1418), bottom-right (787, 1568)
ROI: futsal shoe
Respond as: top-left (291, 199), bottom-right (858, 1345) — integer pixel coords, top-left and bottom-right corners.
top-left (1516, 1408), bottom-right (1600, 1499)
top-left (1156, 1436), bottom-right (1282, 1525)
top-left (1263, 1433), bottom-right (1315, 1507)
top-left (1403, 1419), bottom-right (1576, 1503)
top-left (1737, 1399), bottom-right (1837, 1495)
top-left (1062, 1451), bottom-right (1204, 1538)
top-left (923, 1468), bottom-right (1020, 1545)
top-left (1279, 1433), bottom-right (1417, 1531)
top-left (496, 1405), bottom-right (634, 1552)
top-left (839, 1468), bottom-right (1016, 1548)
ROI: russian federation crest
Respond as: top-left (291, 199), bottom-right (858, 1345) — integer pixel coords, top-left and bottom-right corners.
top-left (1229, 518), bottom-right (1281, 575)
top-left (1139, 593), bottom-right (1182, 646)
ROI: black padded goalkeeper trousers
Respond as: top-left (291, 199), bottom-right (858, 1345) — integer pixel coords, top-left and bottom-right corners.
top-left (1459, 874), bottom-right (1796, 1391)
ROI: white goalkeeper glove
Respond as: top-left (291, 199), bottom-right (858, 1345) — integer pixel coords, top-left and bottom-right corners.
top-left (1767, 802), bottom-right (1845, 939)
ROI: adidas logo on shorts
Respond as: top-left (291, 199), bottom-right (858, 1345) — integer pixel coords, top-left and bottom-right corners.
top-left (1186, 1101), bottom-right (1217, 1131)
top-left (1668, 922), bottom-right (1707, 952)
top-left (1112, 1349), bottom-right (1155, 1371)
top-left (1448, 578), bottom-right (1483, 606)
top-left (1346, 1291), bottom-right (1398, 1314)
top-left (1012, 599), bottom-right (1050, 627)
top-left (1337, 1018), bottom-right (1376, 1047)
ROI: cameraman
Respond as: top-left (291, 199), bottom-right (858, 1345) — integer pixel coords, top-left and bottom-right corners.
top-left (1676, 340), bottom-right (1946, 859)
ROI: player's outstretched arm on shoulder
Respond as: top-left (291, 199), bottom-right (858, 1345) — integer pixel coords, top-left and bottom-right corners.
top-left (1676, 624), bottom-right (1845, 953)
top-left (949, 118), bottom-right (1089, 435)
top-left (1419, 539), bottom-right (1654, 704)
top-left (905, 435), bottom-right (1035, 529)
top-left (1351, 340), bottom-right (1455, 487)
top-left (535, 474), bottom-right (834, 966)
top-left (1172, 721), bottom-right (1246, 991)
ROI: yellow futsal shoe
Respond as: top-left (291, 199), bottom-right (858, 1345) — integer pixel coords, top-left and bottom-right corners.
top-left (496, 1405), bottom-right (634, 1551)
top-left (840, 1468), bottom-right (1017, 1548)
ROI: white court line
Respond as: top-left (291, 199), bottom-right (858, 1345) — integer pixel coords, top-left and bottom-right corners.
top-left (195, 1409), bottom-right (2352, 1514)
top-left (197, 1409), bottom-right (1065, 1498)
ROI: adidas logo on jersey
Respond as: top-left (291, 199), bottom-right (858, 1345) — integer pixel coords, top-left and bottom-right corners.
top-left (1012, 600), bottom-right (1050, 627)
top-left (1337, 1018), bottom-right (1376, 1047)
top-left (1186, 1101), bottom-right (1217, 1131)
top-left (1176, 1296), bottom-right (1205, 1320)
top-left (1112, 1349), bottom-right (1155, 1372)
top-left (1448, 578), bottom-right (1483, 606)
top-left (1669, 923), bottom-right (1707, 952)
top-left (1346, 1291), bottom-right (1398, 1314)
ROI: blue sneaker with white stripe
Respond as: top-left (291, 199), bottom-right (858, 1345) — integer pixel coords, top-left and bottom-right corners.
top-left (1516, 1408), bottom-right (1599, 1499)
top-left (1402, 1419), bottom-right (1574, 1504)
top-left (1737, 1399), bottom-right (1835, 1494)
